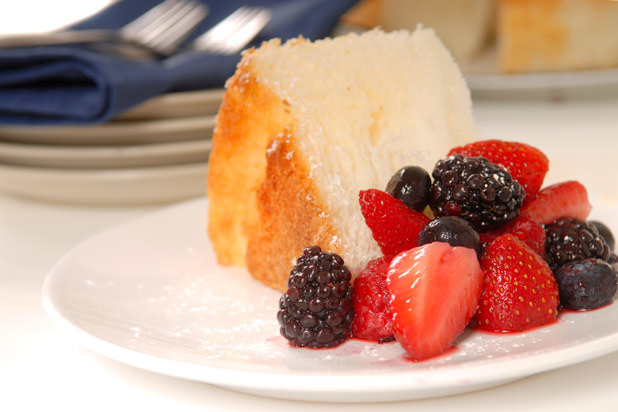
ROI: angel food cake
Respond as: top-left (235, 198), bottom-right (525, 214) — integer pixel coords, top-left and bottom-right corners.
top-left (207, 28), bottom-right (479, 292)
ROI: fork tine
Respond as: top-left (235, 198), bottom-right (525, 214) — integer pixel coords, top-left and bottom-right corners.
top-left (142, 1), bottom-right (208, 50)
top-left (191, 7), bottom-right (271, 54)
top-left (135, 1), bottom-right (199, 43)
top-left (151, 4), bottom-right (209, 52)
top-left (120, 0), bottom-right (208, 57)
top-left (122, 0), bottom-right (184, 36)
top-left (192, 7), bottom-right (256, 52)
top-left (215, 9), bottom-right (271, 54)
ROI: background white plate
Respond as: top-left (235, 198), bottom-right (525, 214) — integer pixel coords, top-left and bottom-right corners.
top-left (0, 139), bottom-right (212, 169)
top-left (0, 162), bottom-right (207, 205)
top-left (116, 89), bottom-right (225, 121)
top-left (0, 116), bottom-right (216, 145)
top-left (42, 198), bottom-right (618, 402)
top-left (466, 68), bottom-right (618, 94)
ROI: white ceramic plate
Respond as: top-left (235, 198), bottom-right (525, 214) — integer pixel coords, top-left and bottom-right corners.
top-left (116, 89), bottom-right (225, 121)
top-left (0, 116), bottom-right (216, 145)
top-left (0, 163), bottom-right (207, 205)
top-left (461, 47), bottom-right (618, 94)
top-left (0, 139), bottom-right (212, 169)
top-left (465, 67), bottom-right (618, 93)
top-left (42, 198), bottom-right (618, 402)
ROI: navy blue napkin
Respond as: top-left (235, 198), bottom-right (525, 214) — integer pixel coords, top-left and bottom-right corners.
top-left (0, 0), bottom-right (358, 125)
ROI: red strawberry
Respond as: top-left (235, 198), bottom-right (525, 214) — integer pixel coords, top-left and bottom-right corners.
top-left (519, 180), bottom-right (592, 225)
top-left (448, 139), bottom-right (549, 204)
top-left (386, 242), bottom-right (484, 361)
top-left (479, 216), bottom-right (546, 257)
top-left (474, 234), bottom-right (559, 332)
top-left (352, 255), bottom-right (395, 341)
top-left (359, 189), bottom-right (431, 255)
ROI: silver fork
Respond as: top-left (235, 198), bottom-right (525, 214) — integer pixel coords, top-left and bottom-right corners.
top-left (191, 7), bottom-right (272, 54)
top-left (0, 0), bottom-right (209, 58)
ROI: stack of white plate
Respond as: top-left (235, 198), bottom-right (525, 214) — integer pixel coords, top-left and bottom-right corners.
top-left (0, 89), bottom-right (224, 205)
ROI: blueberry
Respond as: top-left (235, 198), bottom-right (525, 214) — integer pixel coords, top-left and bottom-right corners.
top-left (385, 166), bottom-right (431, 212)
top-left (417, 216), bottom-right (482, 258)
top-left (589, 220), bottom-right (615, 252)
top-left (554, 258), bottom-right (618, 310)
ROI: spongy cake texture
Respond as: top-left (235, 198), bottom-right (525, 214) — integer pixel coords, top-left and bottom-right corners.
top-left (207, 28), bottom-right (479, 291)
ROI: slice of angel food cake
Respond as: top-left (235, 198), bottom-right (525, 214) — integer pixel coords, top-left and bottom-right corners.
top-left (207, 27), bottom-right (479, 293)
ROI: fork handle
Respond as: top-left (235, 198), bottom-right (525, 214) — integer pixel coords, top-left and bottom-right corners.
top-left (0, 30), bottom-right (123, 49)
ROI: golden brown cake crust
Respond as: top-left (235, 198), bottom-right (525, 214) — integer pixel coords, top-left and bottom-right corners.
top-left (207, 52), bottom-right (288, 267)
top-left (208, 49), bottom-right (342, 292)
top-left (246, 134), bottom-right (343, 292)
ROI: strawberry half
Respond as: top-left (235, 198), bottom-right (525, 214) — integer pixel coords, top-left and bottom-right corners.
top-left (359, 189), bottom-right (431, 256)
top-left (387, 242), bottom-right (484, 361)
top-left (479, 216), bottom-right (546, 258)
top-left (448, 139), bottom-right (549, 204)
top-left (474, 234), bottom-right (559, 332)
top-left (519, 180), bottom-right (592, 225)
top-left (352, 255), bottom-right (395, 342)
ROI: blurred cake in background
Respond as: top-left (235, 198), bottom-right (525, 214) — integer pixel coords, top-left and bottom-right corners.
top-left (377, 0), bottom-right (495, 65)
top-left (498, 0), bottom-right (618, 73)
top-left (342, 0), bottom-right (618, 73)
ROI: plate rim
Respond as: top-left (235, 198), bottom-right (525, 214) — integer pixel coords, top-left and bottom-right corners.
top-left (0, 162), bottom-right (208, 205)
top-left (0, 115), bottom-right (216, 145)
top-left (0, 138), bottom-right (212, 168)
top-left (465, 67), bottom-right (618, 91)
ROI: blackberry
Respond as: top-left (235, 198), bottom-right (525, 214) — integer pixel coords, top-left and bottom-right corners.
top-left (589, 220), bottom-right (615, 252)
top-left (429, 155), bottom-right (525, 232)
top-left (276, 246), bottom-right (354, 348)
top-left (545, 217), bottom-right (612, 272)
top-left (385, 166), bottom-right (431, 212)
top-left (417, 217), bottom-right (482, 258)
top-left (554, 259), bottom-right (618, 310)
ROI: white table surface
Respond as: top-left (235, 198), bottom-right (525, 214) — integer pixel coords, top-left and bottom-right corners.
top-left (2, 92), bottom-right (618, 411)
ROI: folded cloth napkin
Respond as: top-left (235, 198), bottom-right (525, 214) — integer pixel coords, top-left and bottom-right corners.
top-left (0, 0), bottom-right (358, 125)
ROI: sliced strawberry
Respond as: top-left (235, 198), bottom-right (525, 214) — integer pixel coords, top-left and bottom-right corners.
top-left (474, 234), bottom-right (559, 332)
top-left (519, 180), bottom-right (592, 225)
top-left (386, 242), bottom-right (484, 361)
top-left (448, 139), bottom-right (549, 204)
top-left (359, 189), bottom-right (431, 256)
top-left (479, 216), bottom-right (546, 257)
top-left (352, 255), bottom-right (395, 341)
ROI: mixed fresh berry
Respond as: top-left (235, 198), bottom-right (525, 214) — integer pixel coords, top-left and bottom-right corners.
top-left (359, 188), bottom-right (430, 256)
top-left (277, 139), bottom-right (618, 361)
top-left (417, 216), bottom-right (483, 258)
top-left (429, 154), bottom-right (526, 231)
top-left (474, 234), bottom-right (559, 331)
top-left (448, 139), bottom-right (549, 204)
top-left (351, 255), bottom-right (394, 341)
top-left (478, 216), bottom-right (546, 257)
top-left (385, 165), bottom-right (432, 212)
top-left (590, 221), bottom-right (615, 252)
top-left (519, 180), bottom-right (592, 225)
top-left (277, 246), bottom-right (354, 348)
top-left (554, 259), bottom-right (618, 310)
top-left (545, 217), bottom-right (612, 272)
top-left (387, 242), bottom-right (484, 360)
